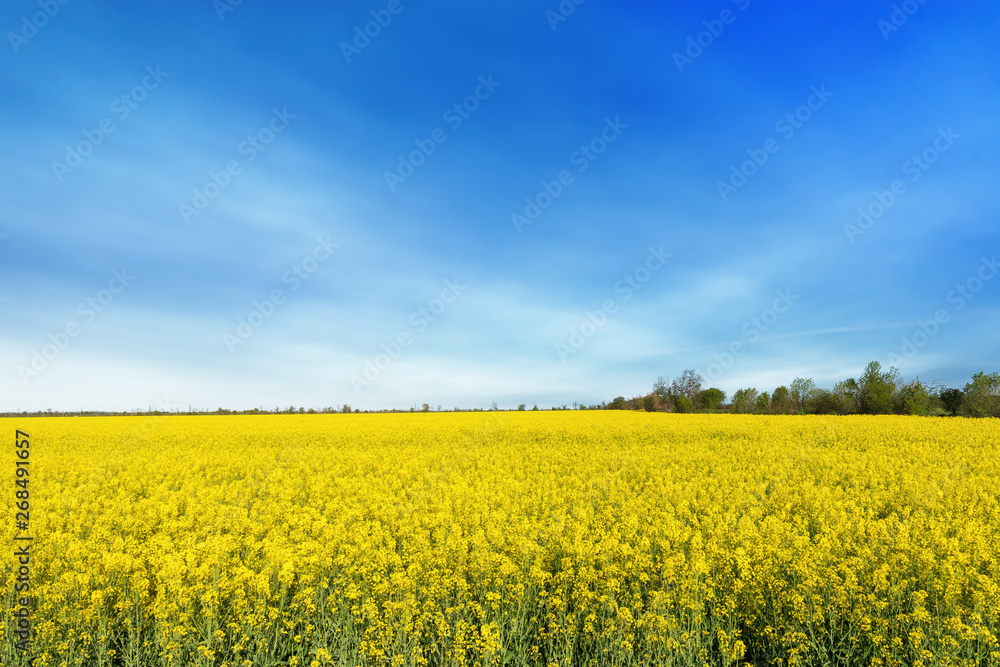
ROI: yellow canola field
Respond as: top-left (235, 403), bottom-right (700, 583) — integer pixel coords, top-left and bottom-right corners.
top-left (2, 412), bottom-right (999, 667)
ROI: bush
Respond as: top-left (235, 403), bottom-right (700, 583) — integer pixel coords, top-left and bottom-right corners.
top-left (939, 388), bottom-right (963, 416)
top-left (732, 388), bottom-right (758, 414)
top-left (895, 379), bottom-right (930, 415)
top-left (755, 391), bottom-right (771, 414)
top-left (809, 389), bottom-right (841, 415)
top-left (697, 388), bottom-right (726, 411)
top-left (964, 372), bottom-right (1000, 417)
top-left (771, 386), bottom-right (792, 414)
top-left (857, 361), bottom-right (900, 415)
top-left (672, 394), bottom-right (694, 413)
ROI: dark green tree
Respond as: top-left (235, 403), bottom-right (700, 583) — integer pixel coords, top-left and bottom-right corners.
top-left (857, 361), bottom-right (900, 414)
top-left (755, 391), bottom-right (771, 413)
top-left (652, 376), bottom-right (669, 402)
top-left (964, 372), bottom-right (1000, 417)
top-left (732, 388), bottom-right (758, 414)
top-left (834, 378), bottom-right (859, 414)
top-left (939, 388), bottom-right (964, 416)
top-left (790, 377), bottom-right (817, 412)
top-left (895, 378), bottom-right (930, 415)
top-left (771, 386), bottom-right (792, 414)
top-left (809, 389), bottom-right (841, 415)
top-left (697, 387), bottom-right (726, 411)
top-left (670, 370), bottom-right (703, 401)
top-left (672, 394), bottom-right (693, 413)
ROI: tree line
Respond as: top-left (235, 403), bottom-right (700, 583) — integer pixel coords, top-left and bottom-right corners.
top-left (605, 363), bottom-right (1000, 417)
top-left (5, 363), bottom-right (998, 417)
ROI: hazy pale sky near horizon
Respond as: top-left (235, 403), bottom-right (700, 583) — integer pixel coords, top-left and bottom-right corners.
top-left (3, 1), bottom-right (998, 411)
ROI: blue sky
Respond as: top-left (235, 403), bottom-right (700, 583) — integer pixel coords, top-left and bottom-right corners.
top-left (2, 1), bottom-right (998, 411)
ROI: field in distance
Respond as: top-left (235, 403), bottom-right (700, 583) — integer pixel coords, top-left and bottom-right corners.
top-left (2, 412), bottom-right (998, 666)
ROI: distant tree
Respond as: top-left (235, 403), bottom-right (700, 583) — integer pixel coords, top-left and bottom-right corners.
top-left (896, 378), bottom-right (930, 415)
top-left (532, 404), bottom-right (539, 411)
top-left (608, 397), bottom-right (627, 410)
top-left (671, 370), bottom-right (703, 401)
top-left (857, 362), bottom-right (900, 414)
top-left (641, 395), bottom-right (656, 412)
top-left (939, 388), bottom-right (964, 416)
top-left (790, 377), bottom-right (817, 412)
top-left (341, 404), bottom-right (351, 414)
top-left (834, 378), bottom-right (859, 414)
top-left (964, 371), bottom-right (1000, 417)
top-left (809, 389), bottom-right (840, 415)
top-left (668, 394), bottom-right (690, 413)
top-left (771, 386), bottom-right (792, 414)
top-left (732, 388), bottom-right (758, 414)
top-left (517, 403), bottom-right (526, 411)
top-left (697, 387), bottom-right (726, 411)
top-left (755, 391), bottom-right (771, 413)
top-left (421, 403), bottom-right (430, 412)
top-left (652, 376), bottom-right (670, 402)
